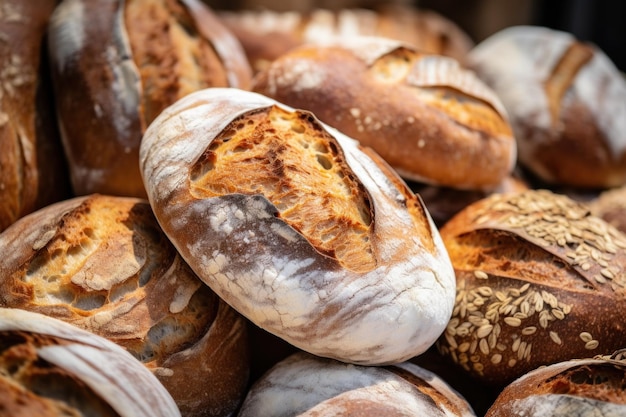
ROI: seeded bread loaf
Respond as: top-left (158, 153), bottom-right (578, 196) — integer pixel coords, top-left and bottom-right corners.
top-left (0, 0), bottom-right (71, 232)
top-left (218, 4), bottom-right (474, 73)
top-left (47, 0), bottom-right (252, 198)
top-left (485, 354), bottom-right (626, 416)
top-left (0, 307), bottom-right (180, 417)
top-left (436, 189), bottom-right (626, 386)
top-left (467, 26), bottom-right (626, 188)
top-left (139, 87), bottom-right (456, 365)
top-left (0, 194), bottom-right (250, 417)
top-left (238, 351), bottom-right (476, 417)
top-left (252, 36), bottom-right (516, 191)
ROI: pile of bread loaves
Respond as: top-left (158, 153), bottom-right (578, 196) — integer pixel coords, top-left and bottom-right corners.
top-left (2, 0), bottom-right (626, 416)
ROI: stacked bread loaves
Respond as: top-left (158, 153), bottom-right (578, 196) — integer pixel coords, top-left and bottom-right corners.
top-left (436, 189), bottom-right (626, 387)
top-left (218, 4), bottom-right (474, 73)
top-left (139, 87), bottom-right (456, 366)
top-left (47, 0), bottom-right (252, 198)
top-left (252, 36), bottom-right (517, 191)
top-left (0, 307), bottom-right (181, 417)
top-left (0, 0), bottom-right (71, 232)
top-left (467, 26), bottom-right (626, 189)
top-left (0, 194), bottom-right (250, 417)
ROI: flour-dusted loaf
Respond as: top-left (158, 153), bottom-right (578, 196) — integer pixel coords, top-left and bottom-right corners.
top-left (0, 307), bottom-right (180, 417)
top-left (238, 351), bottom-right (476, 417)
top-left (253, 36), bottom-right (516, 191)
top-left (140, 87), bottom-right (456, 365)
top-left (485, 353), bottom-right (626, 416)
top-left (0, 194), bottom-right (250, 417)
top-left (0, 0), bottom-right (71, 232)
top-left (47, 0), bottom-right (252, 198)
top-left (436, 189), bottom-right (626, 387)
top-left (218, 4), bottom-right (474, 73)
top-left (467, 26), bottom-right (626, 188)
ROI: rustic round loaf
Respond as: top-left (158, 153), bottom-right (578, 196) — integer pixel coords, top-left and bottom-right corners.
top-left (47, 0), bottom-right (252, 198)
top-left (0, 307), bottom-right (180, 417)
top-left (0, 194), bottom-right (250, 417)
top-left (0, 0), bottom-right (71, 232)
top-left (139, 87), bottom-right (456, 365)
top-left (436, 189), bottom-right (626, 387)
top-left (467, 25), bottom-right (626, 188)
top-left (218, 4), bottom-right (474, 73)
top-left (252, 36), bottom-right (516, 190)
top-left (485, 354), bottom-right (626, 416)
top-left (238, 351), bottom-right (476, 417)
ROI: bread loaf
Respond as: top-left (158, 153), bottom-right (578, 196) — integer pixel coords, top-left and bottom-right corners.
top-left (252, 36), bottom-right (516, 190)
top-left (589, 185), bottom-right (626, 235)
top-left (218, 4), bottom-right (474, 73)
top-left (485, 353), bottom-right (626, 416)
top-left (47, 0), bottom-right (252, 198)
top-left (0, 0), bottom-right (71, 232)
top-left (436, 189), bottom-right (626, 386)
top-left (139, 87), bottom-right (456, 365)
top-left (0, 194), bottom-right (250, 417)
top-left (0, 307), bottom-right (180, 417)
top-left (467, 26), bottom-right (626, 188)
top-left (238, 351), bottom-right (477, 416)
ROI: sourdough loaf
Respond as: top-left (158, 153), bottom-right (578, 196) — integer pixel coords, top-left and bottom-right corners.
top-left (0, 0), bottom-right (71, 232)
top-left (437, 189), bottom-right (626, 386)
top-left (218, 4), bottom-right (474, 73)
top-left (47, 0), bottom-right (252, 198)
top-left (139, 87), bottom-right (456, 365)
top-left (589, 185), bottom-right (626, 235)
top-left (252, 36), bottom-right (516, 190)
top-left (485, 353), bottom-right (626, 416)
top-left (467, 26), bottom-right (626, 188)
top-left (0, 307), bottom-right (180, 417)
top-left (238, 352), bottom-right (476, 417)
top-left (0, 194), bottom-right (250, 417)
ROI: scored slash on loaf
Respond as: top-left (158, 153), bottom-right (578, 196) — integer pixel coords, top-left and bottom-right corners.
top-left (139, 87), bottom-right (457, 365)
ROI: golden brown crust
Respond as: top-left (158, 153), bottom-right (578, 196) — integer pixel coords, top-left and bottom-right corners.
top-left (485, 357), bottom-right (626, 416)
top-left (0, 0), bottom-right (70, 232)
top-left (437, 189), bottom-right (626, 386)
top-left (0, 194), bottom-right (250, 417)
top-left (47, 0), bottom-right (252, 198)
top-left (140, 87), bottom-right (456, 366)
top-left (589, 185), bottom-right (626, 234)
top-left (252, 36), bottom-right (516, 190)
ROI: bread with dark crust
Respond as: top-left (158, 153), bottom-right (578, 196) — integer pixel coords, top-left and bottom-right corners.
top-left (437, 189), bottom-right (626, 387)
top-left (47, 0), bottom-right (252, 198)
top-left (140, 87), bottom-right (456, 365)
top-left (252, 36), bottom-right (516, 191)
top-left (0, 194), bottom-right (250, 417)
top-left (468, 26), bottom-right (626, 188)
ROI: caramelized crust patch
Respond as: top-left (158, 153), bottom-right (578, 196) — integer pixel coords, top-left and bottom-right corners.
top-left (124, 0), bottom-right (227, 124)
top-left (542, 364), bottom-right (626, 404)
top-left (190, 105), bottom-right (376, 272)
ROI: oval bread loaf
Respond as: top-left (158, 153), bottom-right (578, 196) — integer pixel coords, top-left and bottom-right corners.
top-left (139, 87), bottom-right (456, 365)
top-left (437, 189), bottom-right (626, 386)
top-left (238, 351), bottom-right (476, 417)
top-left (47, 0), bottom-right (252, 198)
top-left (0, 194), bottom-right (250, 417)
top-left (467, 26), bottom-right (626, 188)
top-left (485, 354), bottom-right (626, 416)
top-left (0, 307), bottom-right (180, 417)
top-left (252, 36), bottom-right (516, 190)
